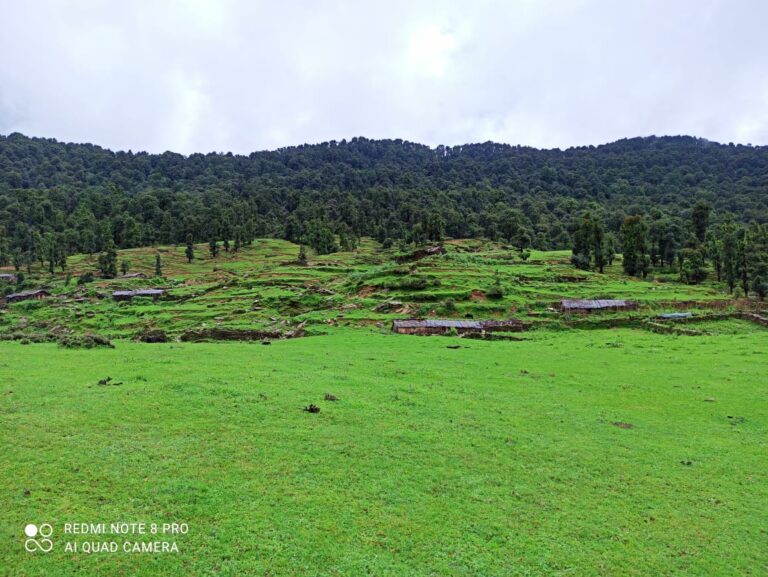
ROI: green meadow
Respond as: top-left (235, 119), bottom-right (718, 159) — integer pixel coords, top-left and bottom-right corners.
top-left (1, 327), bottom-right (767, 576)
top-left (1, 239), bottom-right (766, 575)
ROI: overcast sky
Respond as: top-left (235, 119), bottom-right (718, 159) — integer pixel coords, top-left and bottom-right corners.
top-left (1, 0), bottom-right (766, 154)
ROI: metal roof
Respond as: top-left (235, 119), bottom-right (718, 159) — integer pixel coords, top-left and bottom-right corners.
top-left (7, 289), bottom-right (49, 298)
top-left (113, 289), bottom-right (165, 297)
top-left (393, 319), bottom-right (484, 329)
top-left (393, 319), bottom-right (524, 329)
top-left (659, 312), bottom-right (692, 319)
top-left (561, 299), bottom-right (632, 309)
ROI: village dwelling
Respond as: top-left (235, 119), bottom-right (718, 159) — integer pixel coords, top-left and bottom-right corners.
top-left (395, 245), bottom-right (446, 263)
top-left (5, 289), bottom-right (52, 303)
top-left (112, 289), bottom-right (166, 302)
top-left (658, 312), bottom-right (692, 320)
top-left (392, 319), bottom-right (527, 336)
top-left (0, 273), bottom-right (15, 283)
top-left (118, 272), bottom-right (147, 279)
top-left (560, 299), bottom-right (637, 314)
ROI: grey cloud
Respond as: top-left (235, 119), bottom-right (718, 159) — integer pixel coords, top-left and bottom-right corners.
top-left (1, 0), bottom-right (766, 153)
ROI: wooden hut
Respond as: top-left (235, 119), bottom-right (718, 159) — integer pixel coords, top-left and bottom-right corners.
top-left (6, 289), bottom-right (51, 303)
top-left (395, 245), bottom-right (446, 263)
top-left (112, 289), bottom-right (165, 302)
top-left (0, 273), bottom-right (15, 283)
top-left (560, 299), bottom-right (637, 314)
top-left (392, 319), bottom-right (527, 336)
top-left (658, 312), bottom-right (692, 320)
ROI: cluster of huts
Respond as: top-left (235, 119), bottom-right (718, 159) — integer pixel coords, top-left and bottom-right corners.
top-left (391, 299), bottom-right (640, 336)
top-left (1, 288), bottom-right (167, 305)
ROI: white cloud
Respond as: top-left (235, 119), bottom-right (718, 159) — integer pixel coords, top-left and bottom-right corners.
top-left (0, 0), bottom-right (766, 153)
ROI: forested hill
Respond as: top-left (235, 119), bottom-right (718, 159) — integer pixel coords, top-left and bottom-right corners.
top-left (0, 132), bottom-right (767, 260)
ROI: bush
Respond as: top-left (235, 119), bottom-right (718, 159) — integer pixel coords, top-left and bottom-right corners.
top-left (487, 271), bottom-right (505, 300)
top-left (77, 272), bottom-right (95, 285)
top-left (383, 275), bottom-right (440, 290)
top-left (486, 285), bottom-right (505, 300)
top-left (57, 333), bottom-right (114, 349)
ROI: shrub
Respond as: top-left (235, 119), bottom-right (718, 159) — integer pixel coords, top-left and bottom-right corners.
top-left (383, 275), bottom-right (440, 290)
top-left (486, 285), bottom-right (505, 300)
top-left (487, 271), bottom-right (505, 300)
top-left (77, 272), bottom-right (95, 285)
top-left (57, 333), bottom-right (114, 349)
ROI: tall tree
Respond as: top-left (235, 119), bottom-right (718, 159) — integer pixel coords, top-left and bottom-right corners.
top-left (691, 200), bottom-right (712, 244)
top-left (98, 240), bottom-right (118, 278)
top-left (185, 234), bottom-right (195, 263)
top-left (620, 215), bottom-right (650, 277)
top-left (209, 238), bottom-right (219, 258)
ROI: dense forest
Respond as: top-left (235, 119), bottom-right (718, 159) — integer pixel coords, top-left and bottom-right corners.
top-left (0, 132), bottom-right (767, 294)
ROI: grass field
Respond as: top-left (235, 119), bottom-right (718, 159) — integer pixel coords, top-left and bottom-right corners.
top-left (1, 239), bottom-right (766, 575)
top-left (2, 326), bottom-right (767, 576)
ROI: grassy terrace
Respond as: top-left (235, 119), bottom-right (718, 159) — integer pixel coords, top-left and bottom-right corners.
top-left (0, 239), bottom-right (735, 342)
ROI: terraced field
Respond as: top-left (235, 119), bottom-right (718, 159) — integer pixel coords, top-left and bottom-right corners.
top-left (0, 238), bottom-right (738, 343)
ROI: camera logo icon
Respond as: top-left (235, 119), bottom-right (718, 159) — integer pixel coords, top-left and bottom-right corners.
top-left (24, 523), bottom-right (53, 553)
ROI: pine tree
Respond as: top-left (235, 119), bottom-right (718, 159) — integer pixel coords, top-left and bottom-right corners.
top-left (185, 235), bottom-right (195, 263)
top-left (621, 215), bottom-right (650, 277)
top-left (591, 219), bottom-right (606, 273)
top-left (720, 220), bottom-right (739, 293)
top-left (155, 254), bottom-right (162, 277)
top-left (98, 240), bottom-right (118, 278)
top-left (571, 213), bottom-right (593, 270)
top-left (691, 200), bottom-right (712, 244)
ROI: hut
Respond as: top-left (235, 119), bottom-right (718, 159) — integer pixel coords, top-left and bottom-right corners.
top-left (112, 289), bottom-right (165, 302)
top-left (560, 299), bottom-right (637, 314)
top-left (118, 272), bottom-right (147, 279)
top-left (395, 245), bottom-right (446, 263)
top-left (6, 289), bottom-right (51, 303)
top-left (658, 312), bottom-right (692, 320)
top-left (392, 318), bottom-right (527, 336)
top-left (0, 273), bottom-right (15, 283)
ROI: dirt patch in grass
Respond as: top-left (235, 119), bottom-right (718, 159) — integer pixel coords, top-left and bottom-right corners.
top-left (470, 289), bottom-right (486, 302)
top-left (612, 421), bottom-right (634, 429)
